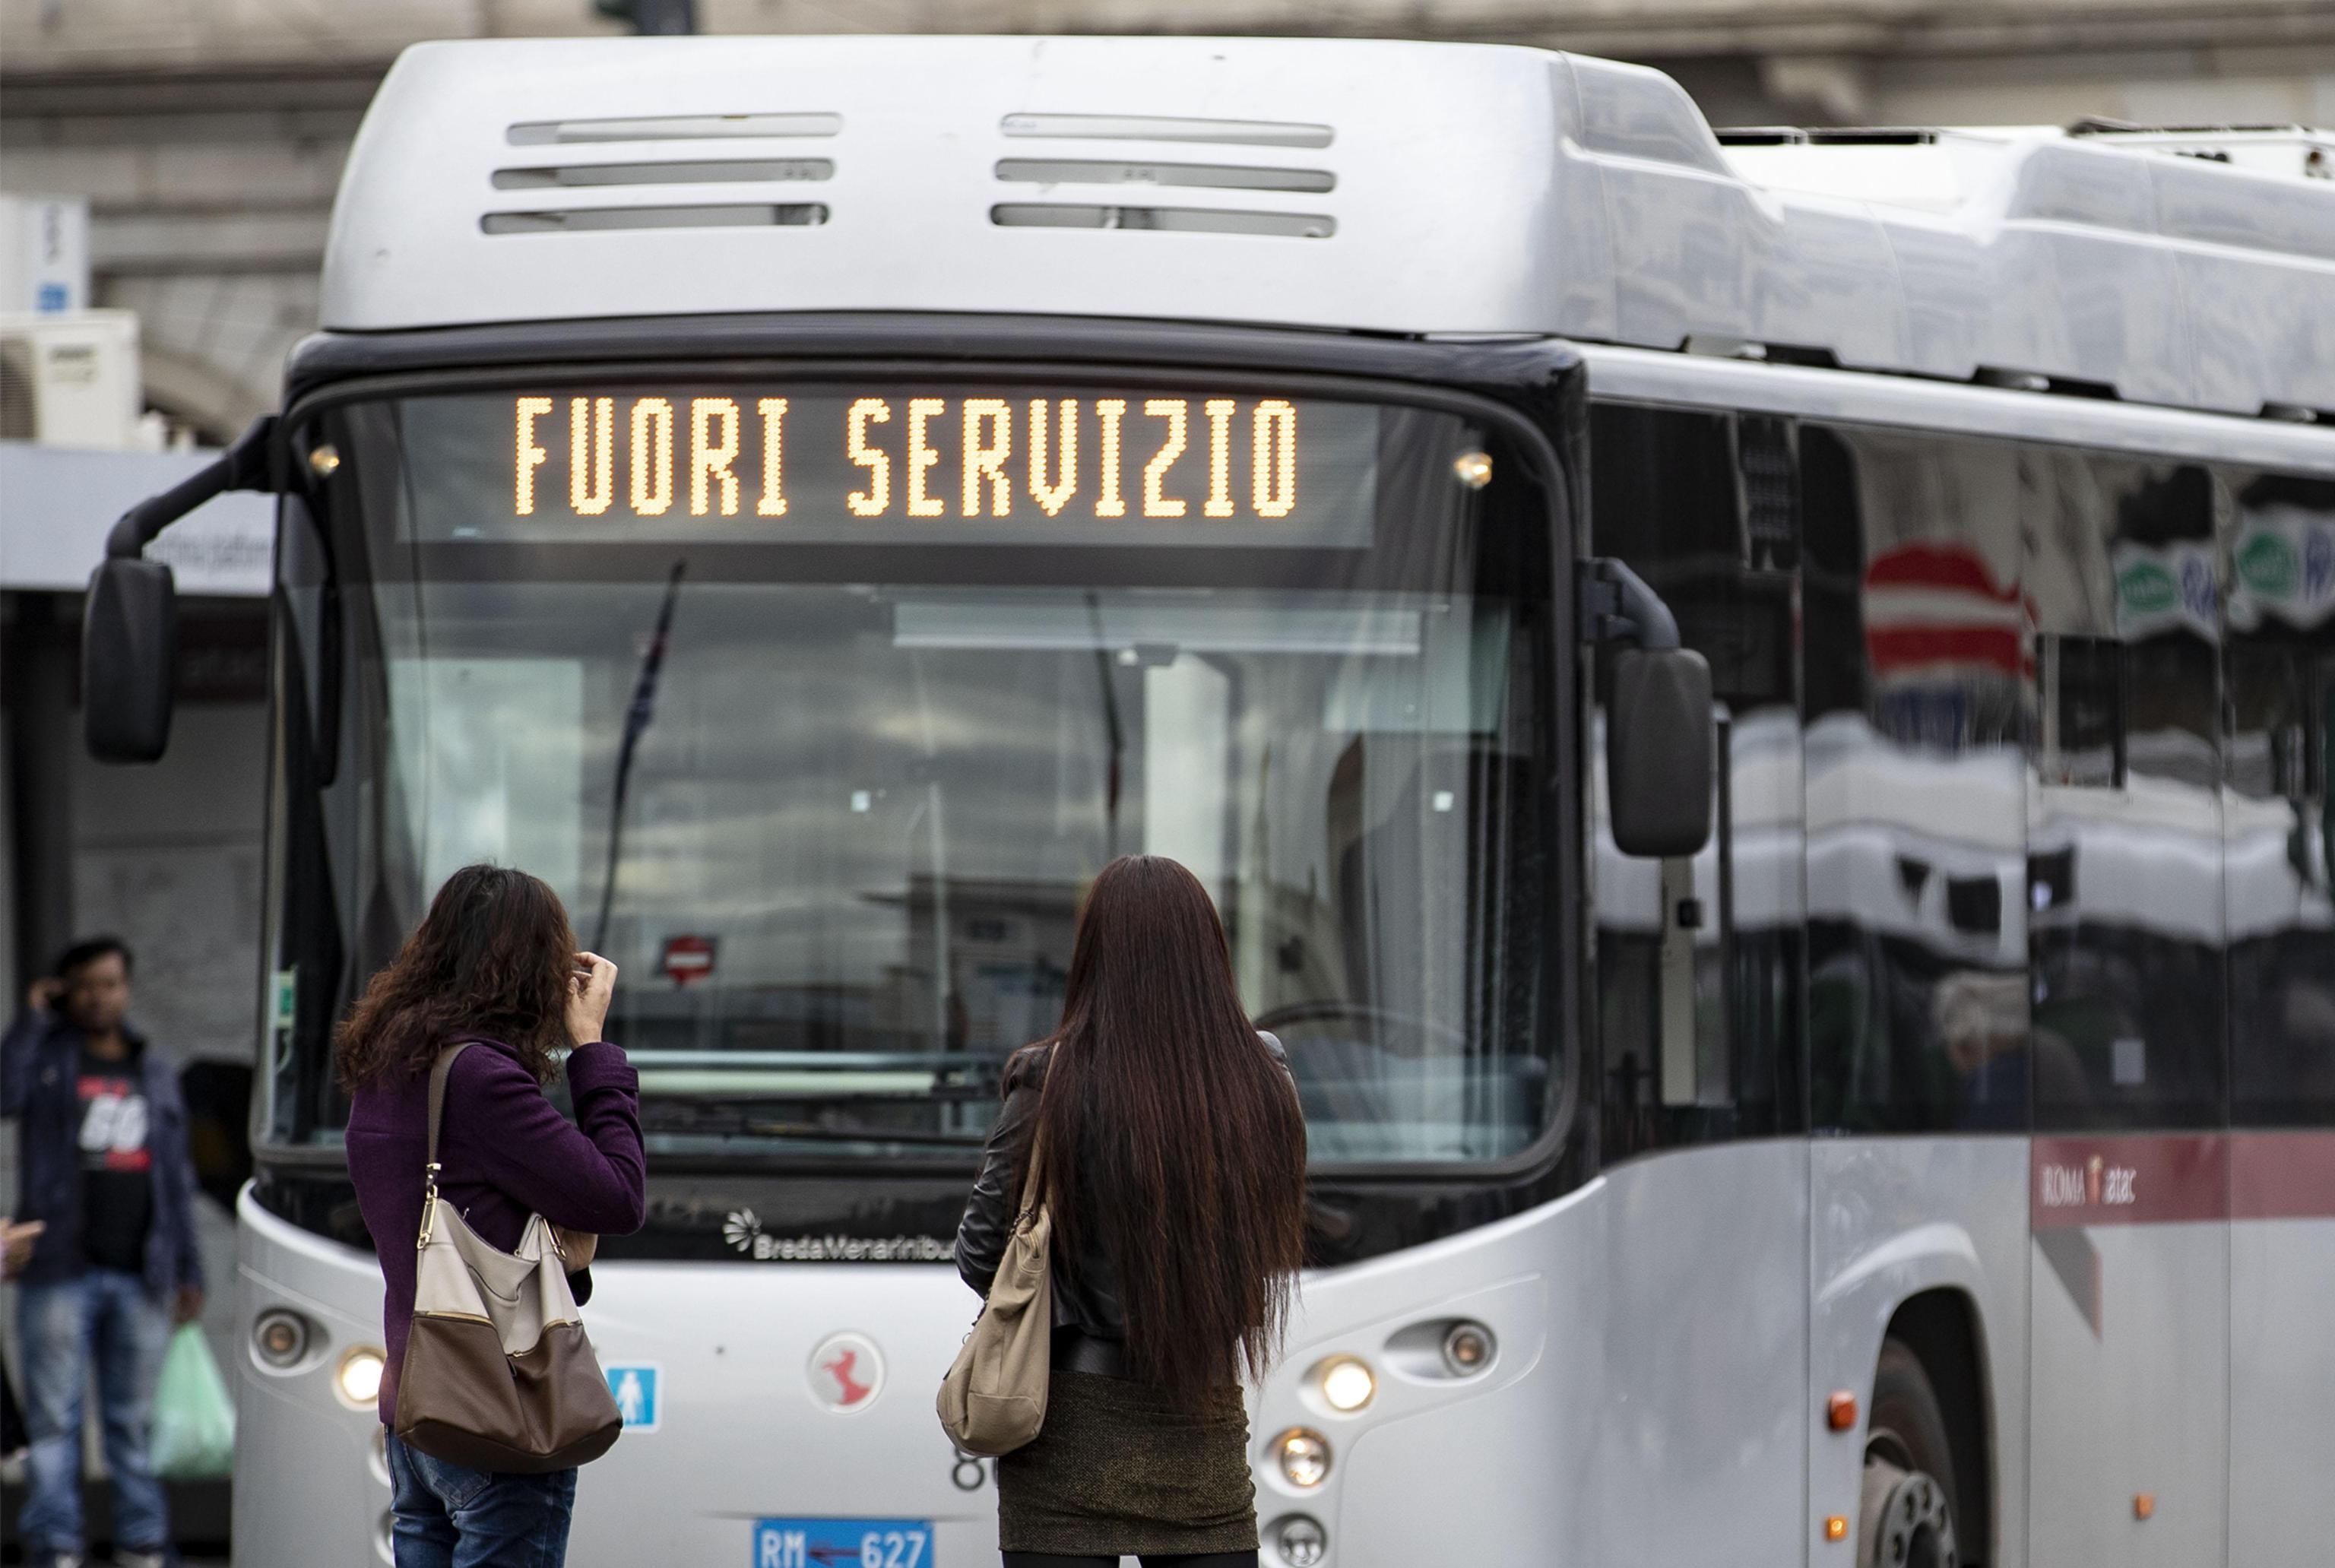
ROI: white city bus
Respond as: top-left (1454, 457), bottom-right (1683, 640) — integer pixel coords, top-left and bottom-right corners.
top-left (85, 36), bottom-right (2333, 1568)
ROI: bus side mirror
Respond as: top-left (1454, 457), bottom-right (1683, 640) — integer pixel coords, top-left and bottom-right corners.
top-left (1583, 556), bottom-right (1716, 858)
top-left (1607, 648), bottom-right (1713, 859)
top-left (84, 557), bottom-right (181, 763)
top-left (80, 413), bottom-right (278, 765)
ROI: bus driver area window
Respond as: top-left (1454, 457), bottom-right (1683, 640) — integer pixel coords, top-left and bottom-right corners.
top-left (261, 377), bottom-right (1562, 1186)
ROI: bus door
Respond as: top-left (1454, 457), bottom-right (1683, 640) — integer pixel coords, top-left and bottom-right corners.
top-left (2219, 467), bottom-right (2335, 1566)
top-left (1587, 403), bottom-right (1809, 1560)
top-left (2027, 457), bottom-right (2227, 1566)
top-left (1799, 423), bottom-right (2033, 1568)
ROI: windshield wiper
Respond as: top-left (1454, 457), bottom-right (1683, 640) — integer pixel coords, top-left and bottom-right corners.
top-left (591, 559), bottom-right (686, 951)
top-left (1086, 589), bottom-right (1126, 857)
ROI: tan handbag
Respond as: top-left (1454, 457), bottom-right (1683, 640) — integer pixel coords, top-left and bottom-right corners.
top-left (937, 1136), bottom-right (1053, 1456)
top-left (394, 1043), bottom-right (623, 1473)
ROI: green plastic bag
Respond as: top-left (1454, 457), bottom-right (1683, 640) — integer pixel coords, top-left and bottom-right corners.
top-left (151, 1323), bottom-right (236, 1481)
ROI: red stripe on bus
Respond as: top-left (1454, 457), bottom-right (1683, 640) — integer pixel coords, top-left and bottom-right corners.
top-left (2230, 1130), bottom-right (2335, 1221)
top-left (2031, 1132), bottom-right (2335, 1227)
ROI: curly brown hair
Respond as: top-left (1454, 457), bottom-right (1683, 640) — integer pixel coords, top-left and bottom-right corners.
top-left (335, 863), bottom-right (578, 1090)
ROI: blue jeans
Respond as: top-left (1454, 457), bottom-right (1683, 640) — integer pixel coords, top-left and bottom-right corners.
top-left (385, 1433), bottom-right (578, 1568)
top-left (17, 1269), bottom-right (174, 1554)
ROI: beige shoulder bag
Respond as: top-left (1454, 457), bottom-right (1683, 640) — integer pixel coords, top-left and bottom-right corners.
top-left (937, 1134), bottom-right (1053, 1456)
top-left (394, 1043), bottom-right (623, 1473)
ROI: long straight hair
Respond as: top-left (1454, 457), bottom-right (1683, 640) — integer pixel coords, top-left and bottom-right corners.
top-left (1028, 854), bottom-right (1307, 1402)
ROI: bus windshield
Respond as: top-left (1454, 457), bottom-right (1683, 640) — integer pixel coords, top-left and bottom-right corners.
top-left (265, 375), bottom-right (1561, 1165)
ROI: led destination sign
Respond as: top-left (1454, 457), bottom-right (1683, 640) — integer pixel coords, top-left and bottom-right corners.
top-left (403, 388), bottom-right (1382, 546)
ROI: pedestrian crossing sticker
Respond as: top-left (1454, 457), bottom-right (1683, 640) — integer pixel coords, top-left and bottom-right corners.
top-left (606, 1364), bottom-right (661, 1432)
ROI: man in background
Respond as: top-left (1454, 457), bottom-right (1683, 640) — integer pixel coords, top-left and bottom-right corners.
top-left (3, 937), bottom-right (205, 1568)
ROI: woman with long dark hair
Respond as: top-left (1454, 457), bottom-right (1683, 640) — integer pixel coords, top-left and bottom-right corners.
top-left (340, 864), bottom-right (645, 1568)
top-left (955, 854), bottom-right (1308, 1566)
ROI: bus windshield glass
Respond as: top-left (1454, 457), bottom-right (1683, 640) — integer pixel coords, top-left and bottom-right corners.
top-left (266, 376), bottom-right (1561, 1165)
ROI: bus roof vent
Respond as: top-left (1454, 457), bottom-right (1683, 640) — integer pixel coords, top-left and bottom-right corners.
top-left (995, 158), bottom-right (1333, 195)
top-left (481, 203), bottom-right (828, 235)
top-left (489, 113), bottom-right (841, 233)
top-left (1000, 112), bottom-right (1332, 149)
top-left (990, 204), bottom-right (1332, 239)
top-left (992, 116), bottom-right (1337, 236)
top-left (491, 158), bottom-right (834, 190)
top-left (507, 112), bottom-right (842, 144)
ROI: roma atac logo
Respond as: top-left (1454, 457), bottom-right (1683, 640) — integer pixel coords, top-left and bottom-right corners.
top-left (2039, 1154), bottom-right (2137, 1209)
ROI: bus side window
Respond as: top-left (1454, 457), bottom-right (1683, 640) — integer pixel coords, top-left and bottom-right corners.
top-left (2029, 458), bottom-right (2224, 1132)
top-left (1589, 404), bottom-right (1803, 1158)
top-left (2219, 469), bottom-right (2335, 1129)
top-left (1800, 425), bottom-right (2032, 1135)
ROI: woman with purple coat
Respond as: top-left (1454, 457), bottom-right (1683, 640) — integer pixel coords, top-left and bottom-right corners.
top-left (341, 864), bottom-right (646, 1568)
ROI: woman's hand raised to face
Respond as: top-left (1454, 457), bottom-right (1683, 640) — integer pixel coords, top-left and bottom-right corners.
top-left (566, 952), bottom-right (617, 1047)
top-left (552, 1224), bottom-right (599, 1272)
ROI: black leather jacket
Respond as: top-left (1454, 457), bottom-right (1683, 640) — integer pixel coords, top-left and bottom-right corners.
top-left (952, 1031), bottom-right (1291, 1345)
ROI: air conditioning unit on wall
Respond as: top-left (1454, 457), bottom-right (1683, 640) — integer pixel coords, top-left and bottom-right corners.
top-left (0, 309), bottom-right (141, 448)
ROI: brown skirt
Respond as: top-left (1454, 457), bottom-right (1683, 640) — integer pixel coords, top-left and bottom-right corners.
top-left (996, 1371), bottom-right (1258, 1556)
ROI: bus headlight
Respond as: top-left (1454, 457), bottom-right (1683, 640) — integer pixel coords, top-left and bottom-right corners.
top-left (1314, 1355), bottom-right (1376, 1413)
top-left (252, 1308), bottom-right (312, 1368)
top-left (1272, 1514), bottom-right (1329, 1566)
top-left (1275, 1427), bottom-right (1330, 1488)
top-left (336, 1346), bottom-right (387, 1409)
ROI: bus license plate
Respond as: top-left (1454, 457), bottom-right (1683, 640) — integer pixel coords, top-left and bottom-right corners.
top-left (751, 1518), bottom-right (933, 1568)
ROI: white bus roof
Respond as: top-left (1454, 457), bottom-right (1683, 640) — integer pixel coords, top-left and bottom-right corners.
top-left (324, 35), bottom-right (2335, 420)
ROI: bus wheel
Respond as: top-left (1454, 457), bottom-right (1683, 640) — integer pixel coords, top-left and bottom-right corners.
top-left (1858, 1338), bottom-right (1961, 1568)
